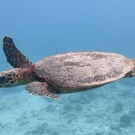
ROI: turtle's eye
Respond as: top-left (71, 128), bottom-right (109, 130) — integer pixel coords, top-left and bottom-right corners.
top-left (0, 76), bottom-right (6, 82)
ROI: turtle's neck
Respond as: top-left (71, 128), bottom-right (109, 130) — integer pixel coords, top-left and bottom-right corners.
top-left (17, 65), bottom-right (36, 85)
top-left (17, 65), bottom-right (45, 85)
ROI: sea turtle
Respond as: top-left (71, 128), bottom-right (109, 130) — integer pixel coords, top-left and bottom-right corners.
top-left (0, 36), bottom-right (135, 100)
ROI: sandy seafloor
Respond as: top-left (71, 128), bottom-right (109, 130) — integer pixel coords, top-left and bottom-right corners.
top-left (0, 76), bottom-right (135, 135)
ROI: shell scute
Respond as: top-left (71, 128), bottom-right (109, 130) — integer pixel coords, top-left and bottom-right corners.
top-left (34, 52), bottom-right (134, 91)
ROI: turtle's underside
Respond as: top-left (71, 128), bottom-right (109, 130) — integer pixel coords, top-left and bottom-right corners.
top-left (0, 36), bottom-right (135, 100)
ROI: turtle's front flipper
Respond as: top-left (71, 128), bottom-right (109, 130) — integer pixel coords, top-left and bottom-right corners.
top-left (25, 81), bottom-right (59, 100)
top-left (3, 36), bottom-right (32, 68)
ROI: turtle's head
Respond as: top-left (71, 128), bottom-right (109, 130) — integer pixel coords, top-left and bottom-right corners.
top-left (0, 69), bottom-right (18, 88)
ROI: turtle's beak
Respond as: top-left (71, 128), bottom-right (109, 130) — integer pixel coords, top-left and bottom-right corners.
top-left (0, 75), bottom-right (6, 82)
top-left (0, 72), bottom-right (6, 87)
top-left (0, 69), bottom-right (18, 88)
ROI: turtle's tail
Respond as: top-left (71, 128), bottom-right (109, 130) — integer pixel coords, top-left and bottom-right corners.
top-left (125, 71), bottom-right (135, 78)
top-left (125, 68), bottom-right (135, 78)
top-left (132, 59), bottom-right (135, 65)
top-left (124, 59), bottom-right (135, 78)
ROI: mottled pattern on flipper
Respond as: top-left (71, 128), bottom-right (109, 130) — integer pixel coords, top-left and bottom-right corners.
top-left (25, 81), bottom-right (59, 100)
top-left (3, 36), bottom-right (32, 68)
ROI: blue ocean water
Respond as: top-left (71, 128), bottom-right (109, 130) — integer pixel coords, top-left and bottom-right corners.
top-left (0, 0), bottom-right (135, 135)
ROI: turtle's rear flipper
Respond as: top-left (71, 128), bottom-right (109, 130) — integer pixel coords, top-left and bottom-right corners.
top-left (25, 81), bottom-right (59, 100)
top-left (3, 36), bottom-right (32, 68)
